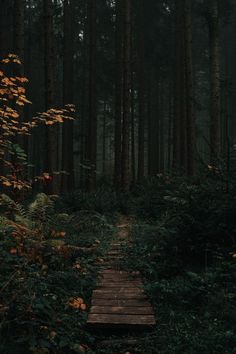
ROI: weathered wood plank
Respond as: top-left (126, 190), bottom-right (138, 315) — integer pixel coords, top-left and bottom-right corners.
top-left (98, 274), bottom-right (140, 280)
top-left (90, 306), bottom-right (154, 315)
top-left (92, 292), bottom-right (147, 300)
top-left (98, 274), bottom-right (133, 280)
top-left (91, 299), bottom-right (151, 307)
top-left (100, 269), bottom-right (130, 276)
top-left (93, 288), bottom-right (144, 294)
top-left (87, 314), bottom-right (156, 326)
top-left (97, 281), bottom-right (142, 288)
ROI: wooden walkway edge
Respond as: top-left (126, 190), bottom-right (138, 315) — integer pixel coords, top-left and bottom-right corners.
top-left (87, 221), bottom-right (156, 330)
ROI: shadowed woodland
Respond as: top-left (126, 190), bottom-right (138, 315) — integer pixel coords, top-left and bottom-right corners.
top-left (0, 0), bottom-right (236, 353)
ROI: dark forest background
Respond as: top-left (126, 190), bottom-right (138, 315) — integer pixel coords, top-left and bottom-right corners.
top-left (1, 1), bottom-right (236, 353)
top-left (1, 0), bottom-right (236, 193)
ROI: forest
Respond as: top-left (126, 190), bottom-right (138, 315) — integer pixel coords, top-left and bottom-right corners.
top-left (0, 0), bottom-right (236, 353)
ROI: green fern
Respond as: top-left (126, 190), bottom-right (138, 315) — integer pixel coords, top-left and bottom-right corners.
top-left (28, 193), bottom-right (55, 225)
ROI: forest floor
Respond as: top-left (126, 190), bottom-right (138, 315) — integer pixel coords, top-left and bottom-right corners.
top-left (0, 179), bottom-right (236, 353)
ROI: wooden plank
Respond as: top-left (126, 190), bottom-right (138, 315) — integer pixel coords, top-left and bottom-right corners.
top-left (98, 274), bottom-right (133, 280)
top-left (91, 299), bottom-right (151, 307)
top-left (93, 288), bottom-right (144, 294)
top-left (97, 281), bottom-right (142, 288)
top-left (99, 270), bottom-right (129, 275)
top-left (90, 306), bottom-right (154, 315)
top-left (87, 314), bottom-right (156, 326)
top-left (99, 338), bottom-right (140, 347)
top-left (92, 292), bottom-right (147, 300)
top-left (99, 271), bottom-right (140, 278)
top-left (98, 278), bottom-right (142, 284)
top-left (98, 274), bottom-right (138, 282)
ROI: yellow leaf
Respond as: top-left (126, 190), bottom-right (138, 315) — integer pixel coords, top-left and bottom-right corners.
top-left (68, 297), bottom-right (84, 309)
top-left (13, 58), bottom-right (21, 65)
top-left (73, 262), bottom-right (81, 270)
top-left (49, 331), bottom-right (57, 339)
top-left (80, 303), bottom-right (87, 311)
top-left (2, 181), bottom-right (12, 187)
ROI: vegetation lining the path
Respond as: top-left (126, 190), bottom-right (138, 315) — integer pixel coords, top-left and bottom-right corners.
top-left (122, 176), bottom-right (236, 354)
top-left (0, 172), bottom-right (236, 353)
top-left (0, 193), bottom-right (115, 353)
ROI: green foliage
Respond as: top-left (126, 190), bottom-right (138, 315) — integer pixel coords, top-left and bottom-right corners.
top-left (0, 193), bottom-right (114, 353)
top-left (119, 173), bottom-right (236, 354)
top-left (125, 174), bottom-right (236, 265)
top-left (61, 185), bottom-right (121, 216)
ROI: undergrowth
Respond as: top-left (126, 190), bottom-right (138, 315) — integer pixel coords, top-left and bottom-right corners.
top-left (120, 173), bottom-right (236, 354)
top-left (1, 171), bottom-right (236, 353)
top-left (0, 193), bottom-right (115, 353)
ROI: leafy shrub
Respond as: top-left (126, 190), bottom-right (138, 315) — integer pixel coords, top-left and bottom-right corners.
top-left (124, 174), bottom-right (236, 265)
top-left (0, 193), bottom-right (114, 353)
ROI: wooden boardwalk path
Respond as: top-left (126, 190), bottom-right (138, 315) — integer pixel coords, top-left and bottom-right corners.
top-left (87, 222), bottom-right (156, 330)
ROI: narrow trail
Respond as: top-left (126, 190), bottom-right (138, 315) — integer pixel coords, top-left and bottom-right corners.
top-left (87, 217), bottom-right (156, 332)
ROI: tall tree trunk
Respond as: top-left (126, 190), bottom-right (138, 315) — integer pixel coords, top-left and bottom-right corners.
top-left (130, 4), bottom-right (136, 184)
top-left (14, 0), bottom-right (24, 70)
top-left (174, 0), bottom-right (195, 174)
top-left (102, 101), bottom-right (107, 175)
top-left (44, 0), bottom-right (58, 194)
top-left (62, 0), bottom-right (75, 193)
top-left (167, 80), bottom-right (173, 172)
top-left (184, 0), bottom-right (195, 175)
top-left (121, 0), bottom-right (132, 190)
top-left (148, 74), bottom-right (160, 176)
top-left (131, 67), bottom-right (136, 183)
top-left (173, 0), bottom-right (182, 172)
top-left (0, 0), bottom-right (13, 58)
top-left (14, 0), bottom-right (25, 151)
top-left (179, 1), bottom-right (187, 172)
top-left (137, 0), bottom-right (145, 181)
top-left (86, 0), bottom-right (97, 192)
top-left (114, 0), bottom-right (123, 188)
top-left (79, 4), bottom-right (88, 188)
top-left (159, 80), bottom-right (165, 173)
top-left (208, 0), bottom-right (221, 163)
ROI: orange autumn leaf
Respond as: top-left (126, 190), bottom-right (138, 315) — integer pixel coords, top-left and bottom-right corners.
top-left (73, 262), bottom-right (81, 270)
top-left (80, 303), bottom-right (87, 311)
top-left (68, 297), bottom-right (84, 309)
top-left (49, 331), bottom-right (57, 339)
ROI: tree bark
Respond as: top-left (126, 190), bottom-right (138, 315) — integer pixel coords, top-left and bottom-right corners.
top-left (173, 0), bottom-right (182, 172)
top-left (148, 73), bottom-right (160, 176)
top-left (102, 101), bottom-right (107, 175)
top-left (137, 0), bottom-right (145, 181)
top-left (86, 0), bottom-right (97, 192)
top-left (44, 0), bottom-right (58, 194)
top-left (208, 0), bottom-right (221, 163)
top-left (14, 0), bottom-right (25, 70)
top-left (0, 0), bottom-right (13, 58)
top-left (121, 0), bottom-right (132, 190)
top-left (184, 0), bottom-right (195, 175)
top-left (114, 0), bottom-right (123, 188)
top-left (62, 0), bottom-right (75, 193)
